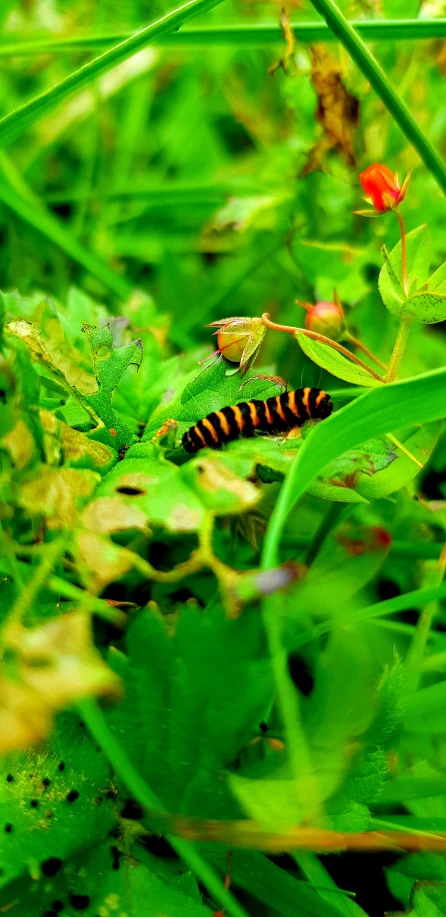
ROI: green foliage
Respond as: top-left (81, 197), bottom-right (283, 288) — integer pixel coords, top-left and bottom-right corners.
top-left (0, 1), bottom-right (445, 914)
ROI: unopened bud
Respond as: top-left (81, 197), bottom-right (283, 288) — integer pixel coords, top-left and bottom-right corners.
top-left (208, 316), bottom-right (266, 372)
top-left (303, 299), bottom-right (345, 341)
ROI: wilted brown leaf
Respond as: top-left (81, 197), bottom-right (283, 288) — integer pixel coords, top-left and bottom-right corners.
top-left (303, 45), bottom-right (359, 176)
top-left (0, 612), bottom-right (120, 753)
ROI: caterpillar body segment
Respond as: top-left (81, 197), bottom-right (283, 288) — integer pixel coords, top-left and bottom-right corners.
top-left (181, 387), bottom-right (333, 454)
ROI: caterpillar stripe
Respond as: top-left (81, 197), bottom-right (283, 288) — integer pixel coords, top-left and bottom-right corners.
top-left (182, 387), bottom-right (333, 454)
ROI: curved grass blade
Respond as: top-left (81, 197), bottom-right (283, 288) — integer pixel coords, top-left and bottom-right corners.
top-left (0, 0), bottom-right (226, 149)
top-left (261, 367), bottom-right (446, 568)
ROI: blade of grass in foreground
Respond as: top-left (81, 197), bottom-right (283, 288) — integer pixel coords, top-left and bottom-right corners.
top-left (307, 0), bottom-right (446, 196)
top-left (0, 0), bottom-right (226, 149)
top-left (0, 19), bottom-right (445, 55)
top-left (261, 367), bottom-right (446, 569)
top-left (78, 698), bottom-right (250, 917)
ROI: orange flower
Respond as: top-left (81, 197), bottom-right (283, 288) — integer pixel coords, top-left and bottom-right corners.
top-left (359, 163), bottom-right (410, 213)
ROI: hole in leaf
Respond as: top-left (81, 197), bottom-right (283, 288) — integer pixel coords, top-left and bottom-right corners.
top-left (69, 894), bottom-right (90, 911)
top-left (120, 799), bottom-right (143, 820)
top-left (30, 799), bottom-right (39, 809)
top-left (95, 345), bottom-right (110, 359)
top-left (4, 823), bottom-right (12, 833)
top-left (66, 789), bottom-right (79, 803)
top-left (114, 485), bottom-right (146, 496)
top-left (58, 761), bottom-right (65, 772)
top-left (6, 774), bottom-right (14, 782)
top-left (41, 858), bottom-right (63, 877)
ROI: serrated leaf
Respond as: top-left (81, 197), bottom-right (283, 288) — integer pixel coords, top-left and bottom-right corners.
top-left (378, 225), bottom-right (431, 318)
top-left (107, 605), bottom-right (273, 815)
top-left (144, 359), bottom-right (279, 441)
top-left (82, 323), bottom-right (143, 448)
top-left (296, 332), bottom-right (383, 387)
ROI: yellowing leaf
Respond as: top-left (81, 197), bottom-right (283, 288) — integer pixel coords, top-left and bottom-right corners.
top-left (75, 530), bottom-right (135, 591)
top-left (1, 418), bottom-right (35, 468)
top-left (81, 495), bottom-right (150, 535)
top-left (0, 612), bottom-right (120, 753)
top-left (183, 454), bottom-right (260, 514)
top-left (19, 466), bottom-right (100, 528)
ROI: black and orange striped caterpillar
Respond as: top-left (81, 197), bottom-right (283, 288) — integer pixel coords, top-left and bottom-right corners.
top-left (182, 387), bottom-right (333, 453)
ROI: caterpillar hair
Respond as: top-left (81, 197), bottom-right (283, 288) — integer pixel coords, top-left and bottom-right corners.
top-left (182, 387), bottom-right (333, 454)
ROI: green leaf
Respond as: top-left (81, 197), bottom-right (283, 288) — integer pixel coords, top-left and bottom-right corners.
top-left (0, 713), bottom-right (115, 889)
top-left (355, 421), bottom-right (443, 500)
top-left (296, 332), bottom-right (383, 387)
top-left (0, 836), bottom-right (213, 916)
top-left (404, 680), bottom-right (446, 734)
top-left (0, 0), bottom-right (226, 149)
top-left (82, 323), bottom-right (143, 448)
top-left (107, 605), bottom-right (273, 815)
top-left (427, 260), bottom-right (446, 294)
top-left (262, 367), bottom-right (446, 568)
top-left (401, 291), bottom-right (446, 324)
top-left (378, 226), bottom-right (431, 318)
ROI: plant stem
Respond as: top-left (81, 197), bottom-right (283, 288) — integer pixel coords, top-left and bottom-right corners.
top-left (397, 211), bottom-right (408, 295)
top-left (78, 698), bottom-right (250, 917)
top-left (385, 315), bottom-right (413, 382)
top-left (305, 503), bottom-right (345, 567)
top-left (261, 313), bottom-right (383, 382)
top-left (344, 332), bottom-right (388, 371)
top-left (306, 0), bottom-right (446, 197)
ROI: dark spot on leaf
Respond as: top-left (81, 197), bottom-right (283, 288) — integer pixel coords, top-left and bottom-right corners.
top-left (259, 721), bottom-right (268, 733)
top-left (108, 827), bottom-right (120, 839)
top-left (6, 773), bottom-right (14, 782)
top-left (46, 811), bottom-right (54, 819)
top-left (30, 799), bottom-right (39, 808)
top-left (139, 834), bottom-right (178, 858)
top-left (79, 721), bottom-right (85, 728)
top-left (96, 795), bottom-right (103, 804)
top-left (120, 798), bottom-right (143, 820)
top-left (58, 761), bottom-right (65, 772)
top-left (4, 823), bottom-right (12, 833)
top-left (0, 390), bottom-right (6, 403)
top-left (69, 894), bottom-right (90, 911)
top-left (44, 911), bottom-right (58, 917)
top-left (52, 902), bottom-right (64, 913)
top-left (110, 845), bottom-right (120, 871)
top-left (41, 857), bottom-right (63, 877)
top-left (105, 788), bottom-right (117, 800)
top-left (288, 652), bottom-right (314, 697)
top-left (66, 790), bottom-right (79, 803)
top-left (42, 777), bottom-right (51, 787)
top-left (115, 485), bottom-right (146, 496)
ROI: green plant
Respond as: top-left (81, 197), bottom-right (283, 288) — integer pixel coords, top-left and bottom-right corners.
top-left (0, 0), bottom-right (446, 915)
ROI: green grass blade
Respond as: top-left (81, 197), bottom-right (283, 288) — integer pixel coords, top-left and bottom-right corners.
top-left (78, 698), bottom-right (250, 917)
top-left (0, 175), bottom-right (132, 298)
top-left (307, 0), bottom-right (446, 196)
top-left (0, 0), bottom-right (226, 149)
top-left (1, 19), bottom-right (445, 55)
top-left (261, 367), bottom-right (446, 568)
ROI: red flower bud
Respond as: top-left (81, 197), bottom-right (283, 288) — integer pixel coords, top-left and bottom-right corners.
top-left (301, 298), bottom-right (345, 342)
top-left (359, 163), bottom-right (409, 213)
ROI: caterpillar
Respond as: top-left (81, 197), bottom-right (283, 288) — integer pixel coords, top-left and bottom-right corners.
top-left (182, 387), bottom-right (333, 454)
